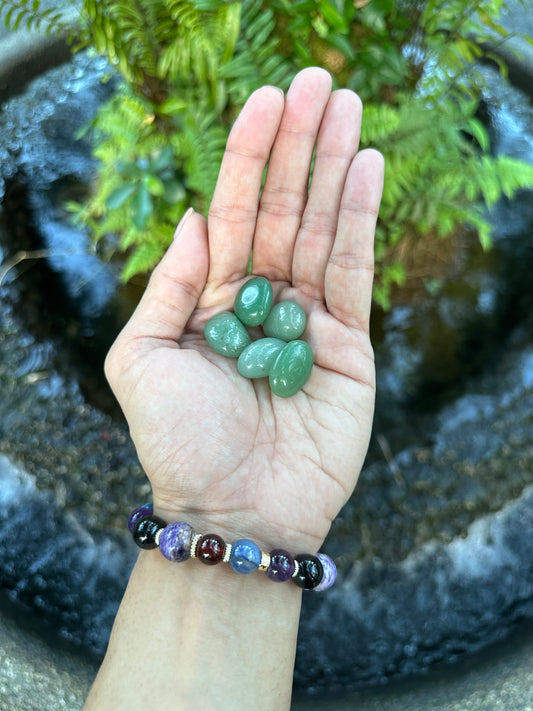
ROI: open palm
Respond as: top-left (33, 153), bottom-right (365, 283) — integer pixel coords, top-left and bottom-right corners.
top-left (105, 68), bottom-right (384, 554)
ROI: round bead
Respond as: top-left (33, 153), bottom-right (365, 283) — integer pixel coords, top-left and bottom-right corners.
top-left (158, 521), bottom-right (194, 563)
top-left (237, 338), bottom-right (286, 379)
top-left (292, 554), bottom-right (324, 590)
top-left (266, 549), bottom-right (296, 583)
top-left (196, 534), bottom-right (226, 565)
top-left (269, 340), bottom-right (313, 398)
top-left (262, 300), bottom-right (306, 340)
top-left (234, 276), bottom-right (273, 327)
top-left (127, 503), bottom-right (153, 532)
top-left (132, 515), bottom-right (166, 550)
top-left (204, 312), bottom-right (251, 357)
top-left (313, 554), bottom-right (337, 592)
top-left (229, 539), bottom-right (262, 574)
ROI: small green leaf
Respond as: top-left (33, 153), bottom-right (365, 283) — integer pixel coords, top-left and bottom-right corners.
top-left (150, 146), bottom-right (175, 173)
top-left (160, 97), bottom-right (189, 114)
top-left (466, 118), bottom-right (490, 152)
top-left (106, 183), bottom-right (137, 209)
top-left (143, 175), bottom-right (165, 196)
top-left (164, 180), bottom-right (186, 204)
top-left (132, 186), bottom-right (153, 230)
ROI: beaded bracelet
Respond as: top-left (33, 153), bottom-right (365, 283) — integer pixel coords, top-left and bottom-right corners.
top-left (128, 504), bottom-right (337, 592)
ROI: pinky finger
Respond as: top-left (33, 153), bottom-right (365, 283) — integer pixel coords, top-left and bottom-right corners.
top-left (325, 149), bottom-right (385, 334)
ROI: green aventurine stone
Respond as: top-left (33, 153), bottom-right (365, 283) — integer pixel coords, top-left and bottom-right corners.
top-left (234, 276), bottom-right (273, 327)
top-left (269, 340), bottom-right (313, 398)
top-left (262, 300), bottom-right (306, 341)
top-left (204, 312), bottom-right (251, 357)
top-left (237, 338), bottom-right (286, 379)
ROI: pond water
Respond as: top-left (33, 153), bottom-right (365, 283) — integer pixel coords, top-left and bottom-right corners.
top-left (0, 52), bottom-right (532, 695)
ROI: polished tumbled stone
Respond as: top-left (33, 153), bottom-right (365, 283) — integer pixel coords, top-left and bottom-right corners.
top-left (269, 340), bottom-right (313, 397)
top-left (313, 554), bottom-right (337, 591)
top-left (229, 539), bottom-right (262, 574)
top-left (234, 276), bottom-right (273, 327)
top-left (266, 548), bottom-right (296, 583)
top-left (159, 521), bottom-right (193, 563)
top-left (204, 312), bottom-right (251, 357)
top-left (237, 337), bottom-right (286, 379)
top-left (262, 300), bottom-right (306, 340)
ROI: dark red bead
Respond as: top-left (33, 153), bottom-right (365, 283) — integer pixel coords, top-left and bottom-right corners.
top-left (197, 534), bottom-right (225, 565)
top-left (292, 554), bottom-right (324, 590)
top-left (132, 515), bottom-right (166, 549)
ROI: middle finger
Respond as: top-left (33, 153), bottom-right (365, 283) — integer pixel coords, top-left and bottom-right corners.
top-left (251, 67), bottom-right (333, 283)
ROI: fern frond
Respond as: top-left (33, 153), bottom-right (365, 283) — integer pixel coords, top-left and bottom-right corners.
top-left (1, 0), bottom-right (69, 35)
top-left (171, 105), bottom-right (228, 206)
top-left (220, 0), bottom-right (295, 104)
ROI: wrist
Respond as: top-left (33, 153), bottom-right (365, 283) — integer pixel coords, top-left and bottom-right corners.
top-left (133, 503), bottom-right (337, 592)
top-left (151, 493), bottom-right (328, 554)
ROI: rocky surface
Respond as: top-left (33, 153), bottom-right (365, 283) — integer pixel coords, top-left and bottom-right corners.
top-left (0, 4), bottom-right (533, 707)
top-left (0, 596), bottom-right (97, 711)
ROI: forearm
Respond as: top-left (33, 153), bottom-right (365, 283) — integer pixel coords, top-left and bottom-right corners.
top-left (83, 546), bottom-right (303, 711)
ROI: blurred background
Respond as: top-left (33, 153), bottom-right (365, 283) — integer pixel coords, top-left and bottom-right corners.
top-left (0, 1), bottom-right (532, 709)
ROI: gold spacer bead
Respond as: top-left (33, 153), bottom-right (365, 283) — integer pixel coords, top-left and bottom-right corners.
top-left (258, 551), bottom-right (271, 571)
top-left (190, 533), bottom-right (202, 558)
top-left (222, 543), bottom-right (232, 564)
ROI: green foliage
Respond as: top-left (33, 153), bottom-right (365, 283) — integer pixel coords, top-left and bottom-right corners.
top-left (0, 0), bottom-right (68, 35)
top-left (2, 0), bottom-right (533, 305)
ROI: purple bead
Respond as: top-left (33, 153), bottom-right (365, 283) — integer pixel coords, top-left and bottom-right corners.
top-left (266, 549), bottom-right (295, 583)
top-left (127, 504), bottom-right (153, 532)
top-left (313, 554), bottom-right (337, 592)
top-left (159, 522), bottom-right (194, 562)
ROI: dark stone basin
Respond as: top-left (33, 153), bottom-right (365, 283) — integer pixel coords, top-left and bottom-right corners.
top-left (0, 52), bottom-right (533, 695)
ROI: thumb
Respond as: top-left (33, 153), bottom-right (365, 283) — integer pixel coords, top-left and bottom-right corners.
top-left (116, 209), bottom-right (209, 346)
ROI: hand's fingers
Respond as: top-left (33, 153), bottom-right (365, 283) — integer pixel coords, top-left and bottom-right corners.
top-left (251, 67), bottom-right (332, 282)
top-left (113, 210), bottom-right (209, 348)
top-left (292, 89), bottom-right (362, 300)
top-left (206, 86), bottom-right (285, 289)
top-left (325, 149), bottom-right (385, 333)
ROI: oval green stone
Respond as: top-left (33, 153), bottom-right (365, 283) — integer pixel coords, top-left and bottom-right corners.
top-left (234, 276), bottom-right (273, 327)
top-left (262, 300), bottom-right (306, 341)
top-left (237, 338), bottom-right (286, 379)
top-left (204, 312), bottom-right (251, 357)
top-left (269, 340), bottom-right (313, 397)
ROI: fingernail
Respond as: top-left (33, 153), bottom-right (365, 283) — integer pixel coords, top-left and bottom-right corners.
top-left (173, 207), bottom-right (194, 240)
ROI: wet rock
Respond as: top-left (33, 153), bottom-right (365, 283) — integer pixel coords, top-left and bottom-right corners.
top-left (0, 47), bottom-right (532, 697)
top-left (0, 594), bottom-right (97, 711)
top-left (0, 455), bottom-right (136, 655)
top-left (295, 338), bottom-right (533, 690)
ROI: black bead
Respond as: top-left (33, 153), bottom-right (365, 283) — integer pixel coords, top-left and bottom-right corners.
top-left (132, 515), bottom-right (166, 549)
top-left (292, 554), bottom-right (324, 590)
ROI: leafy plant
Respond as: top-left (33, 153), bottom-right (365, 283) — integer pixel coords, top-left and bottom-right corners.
top-left (2, 0), bottom-right (533, 306)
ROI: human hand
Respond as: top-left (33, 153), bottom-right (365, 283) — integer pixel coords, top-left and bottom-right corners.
top-left (105, 68), bottom-right (384, 554)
